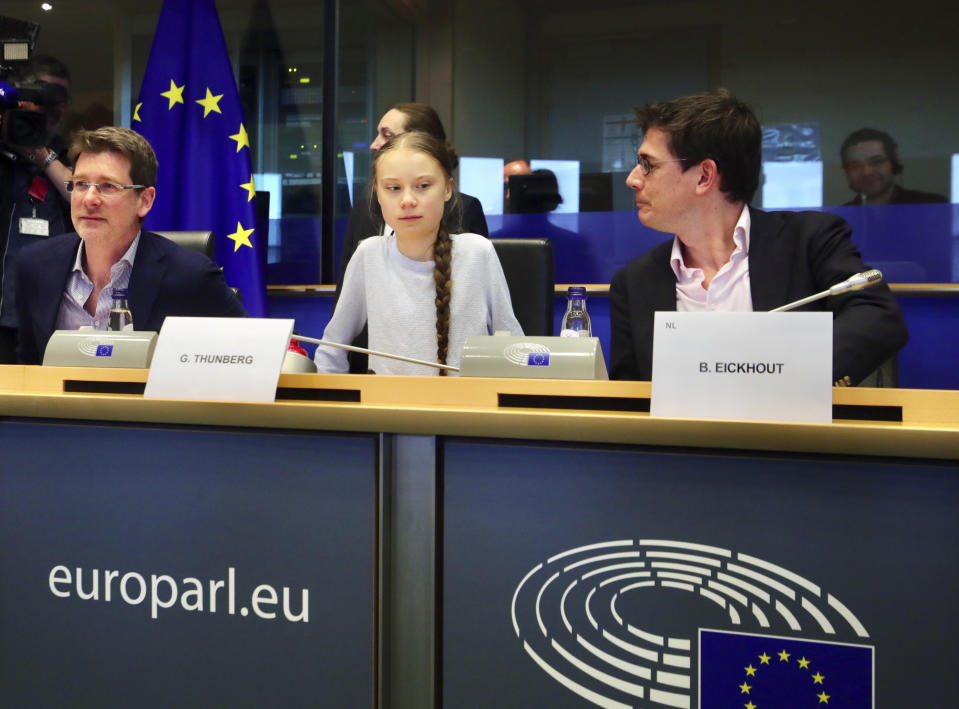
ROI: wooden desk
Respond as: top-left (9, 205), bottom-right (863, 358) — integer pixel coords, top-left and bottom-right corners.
top-left (0, 366), bottom-right (956, 460)
top-left (1, 367), bottom-right (956, 707)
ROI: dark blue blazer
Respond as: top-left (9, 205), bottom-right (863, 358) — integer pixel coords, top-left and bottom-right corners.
top-left (16, 230), bottom-right (247, 364)
top-left (609, 207), bottom-right (909, 385)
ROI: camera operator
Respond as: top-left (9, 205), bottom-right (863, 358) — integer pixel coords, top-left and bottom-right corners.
top-left (0, 54), bottom-right (72, 362)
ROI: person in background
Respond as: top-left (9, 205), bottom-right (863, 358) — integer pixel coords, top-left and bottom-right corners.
top-left (508, 168), bottom-right (564, 213)
top-left (0, 55), bottom-right (74, 362)
top-left (840, 128), bottom-right (948, 205)
top-left (316, 131), bottom-right (521, 376)
top-left (16, 127), bottom-right (246, 364)
top-left (610, 89), bottom-right (908, 386)
top-left (503, 158), bottom-right (530, 211)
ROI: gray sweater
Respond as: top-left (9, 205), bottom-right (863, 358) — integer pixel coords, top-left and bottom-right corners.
top-left (315, 232), bottom-right (522, 375)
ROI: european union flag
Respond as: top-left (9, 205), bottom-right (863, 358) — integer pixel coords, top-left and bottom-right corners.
top-left (700, 629), bottom-right (873, 708)
top-left (134, 0), bottom-right (266, 317)
top-left (527, 352), bottom-right (549, 366)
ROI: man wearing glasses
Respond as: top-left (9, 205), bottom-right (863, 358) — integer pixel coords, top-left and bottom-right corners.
top-left (15, 126), bottom-right (246, 364)
top-left (840, 128), bottom-right (947, 205)
top-left (609, 89), bottom-right (908, 386)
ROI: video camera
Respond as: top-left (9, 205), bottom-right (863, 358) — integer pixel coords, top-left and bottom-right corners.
top-left (0, 15), bottom-right (52, 151)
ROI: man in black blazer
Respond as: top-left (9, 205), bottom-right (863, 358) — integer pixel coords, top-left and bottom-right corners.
top-left (16, 127), bottom-right (246, 365)
top-left (610, 90), bottom-right (908, 385)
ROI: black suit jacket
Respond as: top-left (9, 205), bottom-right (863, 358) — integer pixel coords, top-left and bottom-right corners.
top-left (609, 207), bottom-right (909, 384)
top-left (842, 184), bottom-right (948, 206)
top-left (16, 230), bottom-right (248, 364)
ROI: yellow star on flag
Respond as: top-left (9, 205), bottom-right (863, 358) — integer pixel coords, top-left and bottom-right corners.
top-left (161, 79), bottom-right (185, 110)
top-left (133, 102), bottom-right (142, 122)
top-left (240, 174), bottom-right (256, 201)
top-left (778, 650), bottom-right (790, 662)
top-left (812, 671), bottom-right (825, 684)
top-left (226, 222), bottom-right (255, 252)
top-left (196, 87), bottom-right (224, 118)
top-left (230, 123), bottom-right (250, 153)
top-left (744, 664), bottom-right (757, 677)
top-left (739, 681), bottom-right (751, 694)
top-left (745, 702), bottom-right (757, 709)
top-left (798, 657), bottom-right (811, 669)
top-left (758, 652), bottom-right (771, 665)
top-left (817, 690), bottom-right (830, 703)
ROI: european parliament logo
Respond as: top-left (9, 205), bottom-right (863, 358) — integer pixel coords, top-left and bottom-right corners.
top-left (510, 539), bottom-right (875, 708)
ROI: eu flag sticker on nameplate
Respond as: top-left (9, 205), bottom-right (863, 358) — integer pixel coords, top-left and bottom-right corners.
top-left (651, 311), bottom-right (832, 423)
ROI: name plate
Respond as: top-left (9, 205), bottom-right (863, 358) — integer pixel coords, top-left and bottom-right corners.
top-left (651, 311), bottom-right (832, 423)
top-left (145, 317), bottom-right (294, 402)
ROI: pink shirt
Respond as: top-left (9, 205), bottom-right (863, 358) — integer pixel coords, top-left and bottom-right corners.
top-left (670, 205), bottom-right (753, 313)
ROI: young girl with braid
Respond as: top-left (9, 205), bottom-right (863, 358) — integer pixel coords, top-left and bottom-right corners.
top-left (314, 131), bottom-right (522, 375)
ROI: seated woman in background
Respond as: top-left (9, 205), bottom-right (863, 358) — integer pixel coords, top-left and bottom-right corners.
top-left (315, 131), bottom-right (522, 376)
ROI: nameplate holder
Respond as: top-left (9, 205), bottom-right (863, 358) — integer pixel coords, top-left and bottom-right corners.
top-left (460, 335), bottom-right (608, 380)
top-left (43, 330), bottom-right (158, 368)
top-left (145, 317), bottom-right (294, 402)
top-left (651, 312), bottom-right (832, 423)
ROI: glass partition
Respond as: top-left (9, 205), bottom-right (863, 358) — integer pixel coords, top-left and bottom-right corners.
top-left (7, 0), bottom-right (957, 287)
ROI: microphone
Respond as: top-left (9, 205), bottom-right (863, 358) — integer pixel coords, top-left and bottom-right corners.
top-left (0, 80), bottom-right (20, 105)
top-left (294, 334), bottom-right (460, 373)
top-left (770, 269), bottom-right (883, 312)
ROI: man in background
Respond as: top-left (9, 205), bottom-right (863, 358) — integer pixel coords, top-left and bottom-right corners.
top-left (503, 158), bottom-right (530, 212)
top-left (840, 128), bottom-right (947, 205)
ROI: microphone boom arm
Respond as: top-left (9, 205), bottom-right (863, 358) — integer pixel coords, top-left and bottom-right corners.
top-left (295, 334), bottom-right (461, 373)
top-left (770, 269), bottom-right (883, 312)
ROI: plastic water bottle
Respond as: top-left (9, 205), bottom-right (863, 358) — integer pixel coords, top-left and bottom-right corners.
top-left (560, 286), bottom-right (591, 337)
top-left (108, 288), bottom-right (134, 331)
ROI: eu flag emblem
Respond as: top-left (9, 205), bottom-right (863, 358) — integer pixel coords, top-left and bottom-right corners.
top-left (527, 352), bottom-right (550, 366)
top-left (699, 629), bottom-right (873, 707)
top-left (95, 345), bottom-right (114, 357)
top-left (134, 0), bottom-right (267, 317)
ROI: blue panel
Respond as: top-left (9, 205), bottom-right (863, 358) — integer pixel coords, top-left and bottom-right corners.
top-left (0, 421), bottom-right (375, 707)
top-left (442, 439), bottom-right (959, 707)
top-left (897, 296), bottom-right (959, 389)
top-left (269, 295), bottom-right (333, 357)
top-left (267, 204), bottom-right (957, 287)
top-left (489, 203), bottom-right (959, 285)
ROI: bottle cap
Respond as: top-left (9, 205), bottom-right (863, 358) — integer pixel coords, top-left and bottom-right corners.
top-left (288, 338), bottom-right (308, 356)
top-left (567, 286), bottom-right (586, 298)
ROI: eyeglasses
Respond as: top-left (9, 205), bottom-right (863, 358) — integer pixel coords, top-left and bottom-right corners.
top-left (64, 180), bottom-right (145, 197)
top-left (636, 154), bottom-right (687, 176)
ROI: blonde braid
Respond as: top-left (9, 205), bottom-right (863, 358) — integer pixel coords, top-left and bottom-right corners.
top-left (432, 226), bottom-right (453, 374)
